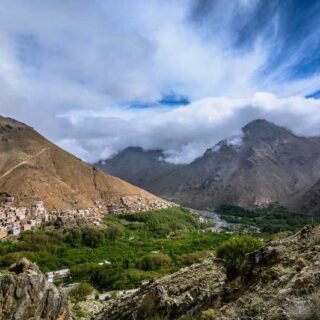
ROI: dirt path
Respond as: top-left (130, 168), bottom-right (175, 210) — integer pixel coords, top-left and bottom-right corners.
top-left (0, 147), bottom-right (49, 180)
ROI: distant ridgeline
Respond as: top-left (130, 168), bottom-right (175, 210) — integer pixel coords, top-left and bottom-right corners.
top-left (97, 120), bottom-right (320, 216)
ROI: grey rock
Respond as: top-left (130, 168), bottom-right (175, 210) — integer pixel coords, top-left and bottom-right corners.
top-left (0, 258), bottom-right (71, 320)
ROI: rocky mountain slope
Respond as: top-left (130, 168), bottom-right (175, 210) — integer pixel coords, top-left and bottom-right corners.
top-left (0, 258), bottom-right (71, 320)
top-left (97, 225), bottom-right (320, 320)
top-left (297, 179), bottom-right (320, 215)
top-left (0, 116), bottom-right (173, 211)
top-left (99, 120), bottom-right (320, 214)
top-left (96, 147), bottom-right (180, 189)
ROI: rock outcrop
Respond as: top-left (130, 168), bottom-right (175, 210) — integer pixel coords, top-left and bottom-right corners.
top-left (96, 257), bottom-right (225, 320)
top-left (215, 225), bottom-right (320, 319)
top-left (97, 226), bottom-right (320, 319)
top-left (0, 258), bottom-right (71, 320)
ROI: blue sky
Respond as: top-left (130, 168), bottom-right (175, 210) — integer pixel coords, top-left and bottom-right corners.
top-left (0, 0), bottom-right (320, 163)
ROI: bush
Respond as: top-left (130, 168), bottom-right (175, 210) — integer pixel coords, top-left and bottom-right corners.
top-left (201, 309), bottom-right (216, 319)
top-left (70, 262), bottom-right (99, 281)
top-left (178, 251), bottom-right (207, 266)
top-left (90, 267), bottom-right (158, 290)
top-left (69, 283), bottom-right (94, 302)
top-left (105, 225), bottom-right (124, 241)
top-left (216, 235), bottom-right (262, 278)
top-left (82, 228), bottom-right (104, 248)
top-left (138, 253), bottom-right (172, 271)
top-left (64, 229), bottom-right (83, 247)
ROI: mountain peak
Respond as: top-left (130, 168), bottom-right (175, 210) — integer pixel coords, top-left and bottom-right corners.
top-left (242, 119), bottom-right (293, 140)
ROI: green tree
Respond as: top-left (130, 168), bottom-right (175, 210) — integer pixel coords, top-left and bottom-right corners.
top-left (69, 283), bottom-right (94, 302)
top-left (64, 229), bottom-right (83, 247)
top-left (82, 228), bottom-right (104, 248)
top-left (138, 254), bottom-right (172, 271)
top-left (216, 235), bottom-right (262, 279)
top-left (105, 225), bottom-right (124, 241)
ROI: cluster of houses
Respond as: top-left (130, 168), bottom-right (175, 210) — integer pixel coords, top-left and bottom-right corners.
top-left (0, 197), bottom-right (104, 240)
top-left (0, 198), bottom-right (49, 240)
top-left (0, 194), bottom-right (176, 240)
top-left (107, 195), bottom-right (176, 214)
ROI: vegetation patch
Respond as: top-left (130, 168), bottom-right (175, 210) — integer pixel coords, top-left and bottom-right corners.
top-left (216, 235), bottom-right (263, 278)
top-left (0, 207), bottom-right (230, 291)
top-left (216, 204), bottom-right (320, 233)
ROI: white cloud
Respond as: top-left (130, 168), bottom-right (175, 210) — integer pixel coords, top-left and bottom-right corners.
top-left (0, 1), bottom-right (319, 163)
top-left (58, 93), bottom-right (320, 163)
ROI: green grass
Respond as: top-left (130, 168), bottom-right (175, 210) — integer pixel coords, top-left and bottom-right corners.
top-left (0, 207), bottom-right (230, 291)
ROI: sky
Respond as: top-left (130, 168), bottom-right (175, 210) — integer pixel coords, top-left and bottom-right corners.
top-left (0, 0), bottom-right (320, 163)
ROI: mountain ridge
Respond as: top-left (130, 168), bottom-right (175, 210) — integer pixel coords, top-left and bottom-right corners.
top-left (0, 116), bottom-right (173, 212)
top-left (98, 119), bottom-right (320, 214)
top-left (96, 146), bottom-right (181, 189)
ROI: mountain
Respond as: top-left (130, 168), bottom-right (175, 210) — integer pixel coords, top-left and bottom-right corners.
top-left (95, 147), bottom-right (181, 188)
top-left (99, 120), bottom-right (320, 214)
top-left (298, 179), bottom-right (320, 215)
top-left (97, 225), bottom-right (320, 320)
top-left (0, 116), bottom-right (173, 211)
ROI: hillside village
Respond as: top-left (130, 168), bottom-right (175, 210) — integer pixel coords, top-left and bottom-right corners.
top-left (0, 195), bottom-right (176, 240)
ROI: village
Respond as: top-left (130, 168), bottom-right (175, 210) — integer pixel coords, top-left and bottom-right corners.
top-left (0, 195), bottom-right (177, 283)
top-left (0, 194), bottom-right (176, 241)
top-left (0, 196), bottom-right (105, 240)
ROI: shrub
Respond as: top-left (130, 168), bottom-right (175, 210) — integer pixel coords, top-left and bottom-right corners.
top-left (244, 297), bottom-right (265, 316)
top-left (69, 283), bottom-right (94, 302)
top-left (178, 251), bottom-right (207, 266)
top-left (64, 229), bottom-right (83, 247)
top-left (105, 225), bottom-right (124, 241)
top-left (216, 235), bottom-right (262, 278)
top-left (138, 254), bottom-right (172, 271)
top-left (90, 267), bottom-right (158, 290)
top-left (201, 309), bottom-right (216, 319)
top-left (82, 228), bottom-right (104, 248)
top-left (70, 262), bottom-right (99, 281)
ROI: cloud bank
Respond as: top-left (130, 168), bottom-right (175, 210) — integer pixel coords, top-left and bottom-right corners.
top-left (58, 93), bottom-right (320, 163)
top-left (0, 0), bottom-right (319, 163)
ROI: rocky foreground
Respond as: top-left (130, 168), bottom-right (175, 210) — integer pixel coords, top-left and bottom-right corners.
top-left (0, 258), bottom-right (71, 320)
top-left (97, 225), bottom-right (320, 319)
top-left (1, 226), bottom-right (320, 319)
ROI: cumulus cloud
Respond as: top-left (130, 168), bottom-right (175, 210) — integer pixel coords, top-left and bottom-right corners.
top-left (0, 0), bottom-right (319, 163)
top-left (59, 93), bottom-right (320, 163)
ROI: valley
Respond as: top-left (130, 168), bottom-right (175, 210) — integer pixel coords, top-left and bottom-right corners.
top-left (2, 1), bottom-right (320, 319)
top-left (0, 116), bottom-right (320, 320)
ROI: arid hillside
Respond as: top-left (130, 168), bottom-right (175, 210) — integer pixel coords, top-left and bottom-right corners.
top-left (0, 116), bottom-right (173, 211)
